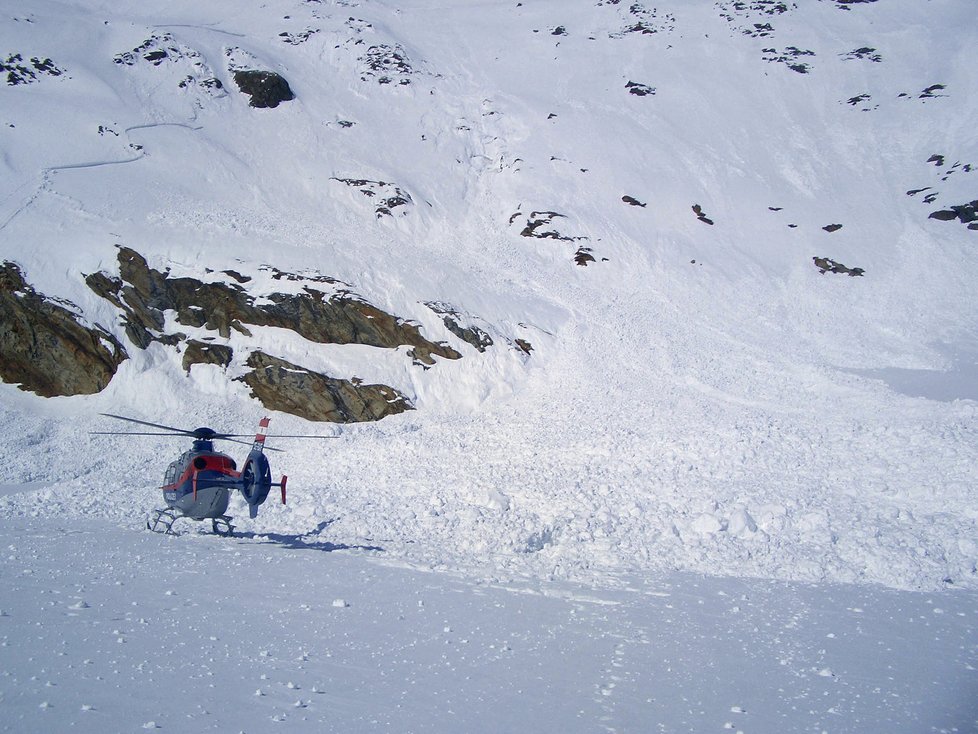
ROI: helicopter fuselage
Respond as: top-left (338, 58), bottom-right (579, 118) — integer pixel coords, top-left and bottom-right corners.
top-left (161, 439), bottom-right (240, 520)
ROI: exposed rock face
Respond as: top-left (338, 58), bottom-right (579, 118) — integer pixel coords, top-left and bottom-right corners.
top-left (86, 247), bottom-right (460, 365)
top-left (182, 340), bottom-right (233, 373)
top-left (692, 204), bottom-right (714, 225)
top-left (516, 211), bottom-right (576, 241)
top-left (330, 178), bottom-right (413, 218)
top-left (232, 69), bottom-right (294, 108)
top-left (625, 81), bottom-right (655, 96)
top-left (813, 256), bottom-right (864, 276)
top-left (239, 351), bottom-right (412, 423)
top-left (0, 262), bottom-right (127, 397)
top-left (929, 200), bottom-right (978, 229)
top-left (425, 302), bottom-right (493, 352)
top-left (3, 53), bottom-right (66, 85)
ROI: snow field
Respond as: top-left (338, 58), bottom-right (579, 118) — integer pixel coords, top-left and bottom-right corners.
top-left (0, 518), bottom-right (975, 733)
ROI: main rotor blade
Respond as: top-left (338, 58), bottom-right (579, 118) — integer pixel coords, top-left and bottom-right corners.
top-left (263, 434), bottom-right (340, 439)
top-left (90, 430), bottom-right (283, 451)
top-left (99, 413), bottom-right (196, 435)
top-left (90, 431), bottom-right (189, 436)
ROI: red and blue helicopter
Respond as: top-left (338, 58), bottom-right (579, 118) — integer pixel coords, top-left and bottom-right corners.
top-left (94, 413), bottom-right (327, 536)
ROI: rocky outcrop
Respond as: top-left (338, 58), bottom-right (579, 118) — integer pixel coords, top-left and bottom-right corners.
top-left (86, 247), bottom-right (460, 366)
top-left (813, 256), bottom-right (864, 276)
top-left (626, 81), bottom-right (655, 96)
top-left (112, 33), bottom-right (224, 100)
top-left (238, 351), bottom-right (412, 423)
top-left (232, 69), bottom-right (294, 108)
top-left (182, 340), bottom-right (233, 373)
top-left (331, 178), bottom-right (412, 218)
top-left (929, 200), bottom-right (978, 230)
top-left (3, 54), bottom-right (66, 86)
top-left (0, 262), bottom-right (127, 397)
top-left (359, 44), bottom-right (415, 85)
top-left (692, 204), bottom-right (715, 225)
top-left (425, 302), bottom-right (493, 352)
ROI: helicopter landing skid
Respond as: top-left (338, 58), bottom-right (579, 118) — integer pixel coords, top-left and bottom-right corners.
top-left (146, 508), bottom-right (235, 537)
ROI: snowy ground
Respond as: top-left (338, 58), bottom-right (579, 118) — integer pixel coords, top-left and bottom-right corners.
top-left (1, 516), bottom-right (975, 734)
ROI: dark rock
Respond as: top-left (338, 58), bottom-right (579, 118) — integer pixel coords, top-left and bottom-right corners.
top-left (182, 340), bottom-right (233, 373)
top-left (331, 178), bottom-right (412, 218)
top-left (622, 195), bottom-right (647, 207)
top-left (846, 93), bottom-right (872, 108)
top-left (233, 70), bottom-right (294, 108)
top-left (222, 269), bottom-right (251, 283)
top-left (238, 351), bottom-right (412, 423)
top-left (762, 46), bottom-right (814, 73)
top-left (841, 47), bottom-right (881, 62)
top-left (0, 262), bottom-right (127, 396)
top-left (514, 339), bottom-right (533, 355)
top-left (822, 223), bottom-right (843, 232)
top-left (574, 247), bottom-right (597, 266)
top-left (929, 201), bottom-right (978, 226)
top-left (951, 202), bottom-right (978, 224)
top-left (692, 204), bottom-right (714, 225)
top-left (626, 81), bottom-right (656, 96)
top-left (519, 211), bottom-right (574, 240)
top-left (280, 28), bottom-right (318, 45)
top-left (425, 302), bottom-right (493, 352)
top-left (812, 256), bottom-right (864, 277)
top-left (919, 84), bottom-right (946, 99)
top-left (3, 53), bottom-right (66, 85)
top-left (605, 2), bottom-right (675, 37)
top-left (87, 247), bottom-right (459, 366)
top-left (360, 44), bottom-right (414, 85)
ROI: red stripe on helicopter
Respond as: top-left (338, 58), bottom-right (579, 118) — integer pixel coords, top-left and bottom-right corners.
top-left (160, 455), bottom-right (240, 490)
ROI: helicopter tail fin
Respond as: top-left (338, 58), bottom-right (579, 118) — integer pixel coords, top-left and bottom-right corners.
top-left (251, 416), bottom-right (271, 454)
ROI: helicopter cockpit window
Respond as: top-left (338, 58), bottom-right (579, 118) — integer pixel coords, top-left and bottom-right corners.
top-left (164, 461), bottom-right (180, 485)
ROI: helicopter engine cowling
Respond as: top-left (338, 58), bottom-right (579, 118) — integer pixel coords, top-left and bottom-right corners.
top-left (240, 450), bottom-right (273, 518)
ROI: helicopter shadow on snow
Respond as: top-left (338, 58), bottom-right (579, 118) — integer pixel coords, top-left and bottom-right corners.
top-left (234, 519), bottom-right (384, 553)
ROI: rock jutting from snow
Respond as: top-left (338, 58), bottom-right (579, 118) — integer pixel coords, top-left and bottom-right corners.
top-left (238, 351), bottom-right (413, 423)
top-left (330, 178), bottom-right (413, 218)
top-left (0, 262), bottom-right (127, 397)
top-left (86, 246), bottom-right (461, 366)
top-left (2, 53), bottom-right (65, 85)
top-left (625, 81), bottom-right (655, 96)
top-left (232, 69), bottom-right (294, 108)
top-left (812, 256), bottom-right (864, 276)
top-left (425, 302), bottom-right (494, 353)
top-left (928, 200), bottom-right (978, 229)
top-left (182, 339), bottom-right (233, 373)
top-left (692, 204), bottom-right (714, 225)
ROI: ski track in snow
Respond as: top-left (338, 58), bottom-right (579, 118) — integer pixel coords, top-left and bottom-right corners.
top-left (0, 123), bottom-right (204, 235)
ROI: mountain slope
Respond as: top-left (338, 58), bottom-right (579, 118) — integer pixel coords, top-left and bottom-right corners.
top-left (0, 0), bottom-right (976, 592)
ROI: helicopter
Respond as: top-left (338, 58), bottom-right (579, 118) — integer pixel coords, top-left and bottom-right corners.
top-left (93, 413), bottom-right (330, 536)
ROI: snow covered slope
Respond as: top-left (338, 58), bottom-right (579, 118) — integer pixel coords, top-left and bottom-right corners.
top-left (1, 0), bottom-right (977, 594)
